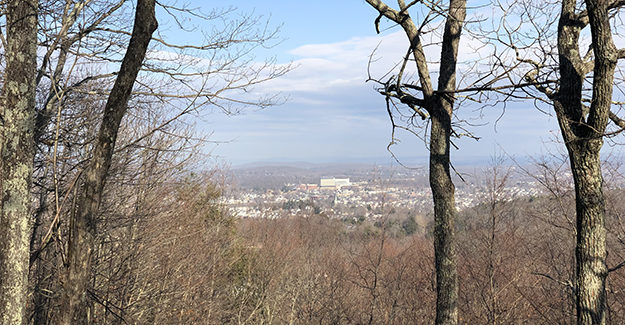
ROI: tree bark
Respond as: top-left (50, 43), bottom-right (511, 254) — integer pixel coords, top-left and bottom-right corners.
top-left (429, 107), bottom-right (458, 325)
top-left (58, 1), bottom-right (157, 324)
top-left (0, 1), bottom-right (38, 324)
top-left (552, 0), bottom-right (617, 323)
top-left (431, 0), bottom-right (465, 323)
top-left (573, 1), bottom-right (616, 324)
top-left (569, 143), bottom-right (607, 325)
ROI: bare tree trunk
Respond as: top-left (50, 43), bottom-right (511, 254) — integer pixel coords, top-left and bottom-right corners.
top-left (552, 0), bottom-right (618, 323)
top-left (431, 0), bottom-right (465, 322)
top-left (58, 1), bottom-right (157, 324)
top-left (429, 108), bottom-right (458, 325)
top-left (569, 145), bottom-right (607, 325)
top-left (364, 0), bottom-right (465, 323)
top-left (0, 1), bottom-right (38, 324)
top-left (572, 1), bottom-right (616, 324)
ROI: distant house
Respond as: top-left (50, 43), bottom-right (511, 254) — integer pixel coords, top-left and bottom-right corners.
top-left (297, 184), bottom-right (318, 191)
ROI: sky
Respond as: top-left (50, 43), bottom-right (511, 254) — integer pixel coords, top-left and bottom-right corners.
top-left (163, 1), bottom-right (578, 166)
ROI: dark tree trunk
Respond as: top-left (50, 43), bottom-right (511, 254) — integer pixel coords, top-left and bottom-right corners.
top-left (429, 107), bottom-right (458, 325)
top-left (431, 0), bottom-right (465, 322)
top-left (57, 1), bottom-right (157, 324)
top-left (0, 1), bottom-right (38, 324)
top-left (364, 0), bottom-right (465, 323)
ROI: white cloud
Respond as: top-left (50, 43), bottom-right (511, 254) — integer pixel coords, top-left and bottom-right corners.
top-left (258, 31), bottom-right (408, 94)
top-left (255, 27), bottom-right (505, 103)
top-left (207, 23), bottom-right (580, 164)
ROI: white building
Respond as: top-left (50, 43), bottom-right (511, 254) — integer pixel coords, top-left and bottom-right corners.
top-left (320, 178), bottom-right (350, 189)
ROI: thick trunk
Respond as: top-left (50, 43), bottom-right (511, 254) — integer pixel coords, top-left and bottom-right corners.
top-left (555, 0), bottom-right (616, 322)
top-left (57, 1), bottom-right (157, 324)
top-left (0, 1), bottom-right (38, 324)
top-left (561, 0), bottom-right (616, 323)
top-left (568, 143), bottom-right (607, 325)
top-left (430, 107), bottom-right (457, 325)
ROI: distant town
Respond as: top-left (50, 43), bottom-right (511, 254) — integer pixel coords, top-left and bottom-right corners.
top-left (225, 163), bottom-right (547, 223)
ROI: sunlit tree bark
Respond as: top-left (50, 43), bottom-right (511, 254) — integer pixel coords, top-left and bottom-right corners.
top-left (569, 0), bottom-right (618, 322)
top-left (0, 1), bottom-right (38, 324)
top-left (494, 0), bottom-right (625, 322)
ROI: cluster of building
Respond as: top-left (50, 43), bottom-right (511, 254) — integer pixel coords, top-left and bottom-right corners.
top-left (225, 173), bottom-right (546, 221)
top-left (296, 178), bottom-right (352, 191)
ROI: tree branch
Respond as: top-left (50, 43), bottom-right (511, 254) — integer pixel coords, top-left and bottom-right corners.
top-left (609, 260), bottom-right (625, 273)
top-left (366, 0), bottom-right (435, 97)
top-left (532, 272), bottom-right (575, 289)
top-left (609, 111), bottom-right (625, 128)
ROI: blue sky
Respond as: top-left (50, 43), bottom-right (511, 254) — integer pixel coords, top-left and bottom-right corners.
top-left (168, 1), bottom-right (569, 166)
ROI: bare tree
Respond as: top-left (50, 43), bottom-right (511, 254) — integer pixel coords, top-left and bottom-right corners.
top-left (58, 0), bottom-right (157, 323)
top-left (10, 0), bottom-right (290, 322)
top-left (574, 1), bottom-right (621, 322)
top-left (0, 1), bottom-right (38, 324)
top-left (364, 1), bottom-right (466, 323)
top-left (457, 156), bottom-right (533, 324)
top-left (490, 0), bottom-right (625, 322)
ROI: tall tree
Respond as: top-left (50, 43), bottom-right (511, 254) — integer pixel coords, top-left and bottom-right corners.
top-left (492, 0), bottom-right (625, 322)
top-left (557, 0), bottom-right (621, 322)
top-left (0, 0), bottom-right (38, 324)
top-left (58, 0), bottom-right (158, 323)
top-left (365, 1), bottom-right (466, 324)
top-left (20, 0), bottom-right (289, 321)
